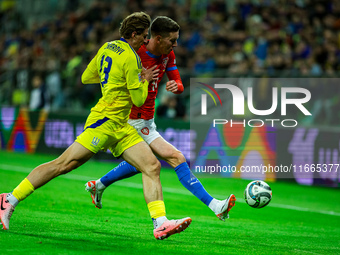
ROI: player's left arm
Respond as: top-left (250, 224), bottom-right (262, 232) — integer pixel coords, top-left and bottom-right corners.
top-left (165, 51), bottom-right (184, 94)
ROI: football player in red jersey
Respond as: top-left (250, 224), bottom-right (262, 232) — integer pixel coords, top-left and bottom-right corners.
top-left (85, 16), bottom-right (236, 221)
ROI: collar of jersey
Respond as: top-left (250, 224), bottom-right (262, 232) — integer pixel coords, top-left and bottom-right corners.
top-left (146, 50), bottom-right (161, 59)
top-left (120, 37), bottom-right (139, 55)
top-left (120, 37), bottom-right (128, 43)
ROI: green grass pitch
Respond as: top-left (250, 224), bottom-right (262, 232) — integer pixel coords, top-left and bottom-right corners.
top-left (0, 150), bottom-right (339, 254)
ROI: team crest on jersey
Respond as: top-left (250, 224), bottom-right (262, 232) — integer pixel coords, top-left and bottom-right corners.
top-left (162, 57), bottom-right (169, 68)
top-left (91, 137), bottom-right (100, 147)
top-left (141, 127), bottom-right (149, 135)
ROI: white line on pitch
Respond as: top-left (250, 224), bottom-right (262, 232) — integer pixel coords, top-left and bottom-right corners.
top-left (1, 164), bottom-right (339, 217)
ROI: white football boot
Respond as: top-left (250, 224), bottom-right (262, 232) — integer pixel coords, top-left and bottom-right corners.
top-left (85, 181), bottom-right (104, 209)
top-left (215, 194), bottom-right (236, 221)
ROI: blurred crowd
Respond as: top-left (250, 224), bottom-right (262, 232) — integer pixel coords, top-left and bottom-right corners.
top-left (0, 0), bottom-right (340, 125)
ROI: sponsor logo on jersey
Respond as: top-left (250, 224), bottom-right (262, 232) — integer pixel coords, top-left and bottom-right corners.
top-left (141, 127), bottom-right (149, 135)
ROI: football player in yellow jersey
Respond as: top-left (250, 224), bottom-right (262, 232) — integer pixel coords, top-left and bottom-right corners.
top-left (0, 12), bottom-right (191, 240)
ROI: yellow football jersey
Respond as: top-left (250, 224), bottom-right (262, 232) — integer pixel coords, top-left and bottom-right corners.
top-left (82, 38), bottom-right (145, 126)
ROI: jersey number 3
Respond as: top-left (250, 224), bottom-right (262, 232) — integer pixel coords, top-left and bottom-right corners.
top-left (99, 55), bottom-right (112, 87)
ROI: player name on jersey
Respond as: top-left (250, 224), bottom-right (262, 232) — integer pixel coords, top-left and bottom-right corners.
top-left (105, 42), bottom-right (125, 55)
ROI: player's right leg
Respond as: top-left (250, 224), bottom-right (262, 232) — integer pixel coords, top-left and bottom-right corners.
top-left (121, 140), bottom-right (191, 240)
top-left (0, 142), bottom-right (95, 230)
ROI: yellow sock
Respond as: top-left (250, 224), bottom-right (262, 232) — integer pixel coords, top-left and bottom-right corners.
top-left (12, 178), bottom-right (35, 201)
top-left (147, 200), bottom-right (166, 219)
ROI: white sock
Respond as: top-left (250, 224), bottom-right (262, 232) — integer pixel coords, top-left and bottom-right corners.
top-left (96, 179), bottom-right (106, 190)
top-left (208, 198), bottom-right (220, 214)
top-left (6, 193), bottom-right (19, 207)
top-left (153, 216), bottom-right (167, 229)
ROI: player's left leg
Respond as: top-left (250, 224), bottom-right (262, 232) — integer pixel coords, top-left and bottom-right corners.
top-left (86, 135), bottom-right (236, 220)
top-left (85, 161), bottom-right (139, 208)
top-left (1, 142), bottom-right (95, 230)
top-left (149, 136), bottom-right (236, 221)
top-left (86, 118), bottom-right (236, 219)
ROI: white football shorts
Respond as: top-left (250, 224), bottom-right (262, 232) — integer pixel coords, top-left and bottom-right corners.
top-left (127, 118), bottom-right (161, 145)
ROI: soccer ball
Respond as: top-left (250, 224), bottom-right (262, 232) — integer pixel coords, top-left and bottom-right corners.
top-left (244, 180), bottom-right (272, 208)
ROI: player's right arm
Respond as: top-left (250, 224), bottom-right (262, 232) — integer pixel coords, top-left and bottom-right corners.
top-left (125, 53), bottom-right (159, 107)
top-left (130, 66), bottom-right (159, 106)
top-left (81, 53), bottom-right (100, 84)
top-left (81, 43), bottom-right (108, 84)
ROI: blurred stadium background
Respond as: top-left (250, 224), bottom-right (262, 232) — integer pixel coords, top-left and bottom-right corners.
top-left (1, 0), bottom-right (339, 185)
top-left (2, 0), bottom-right (340, 120)
top-left (1, 0), bottom-right (340, 254)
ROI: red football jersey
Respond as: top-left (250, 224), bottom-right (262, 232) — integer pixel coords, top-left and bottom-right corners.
top-left (129, 43), bottom-right (183, 120)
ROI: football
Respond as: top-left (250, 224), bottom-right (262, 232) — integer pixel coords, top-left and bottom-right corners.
top-left (244, 180), bottom-right (272, 208)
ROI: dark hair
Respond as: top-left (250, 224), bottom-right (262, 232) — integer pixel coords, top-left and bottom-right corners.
top-left (150, 16), bottom-right (180, 38)
top-left (119, 12), bottom-right (151, 39)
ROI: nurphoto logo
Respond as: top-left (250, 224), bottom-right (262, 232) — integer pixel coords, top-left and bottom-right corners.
top-left (199, 83), bottom-right (311, 128)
